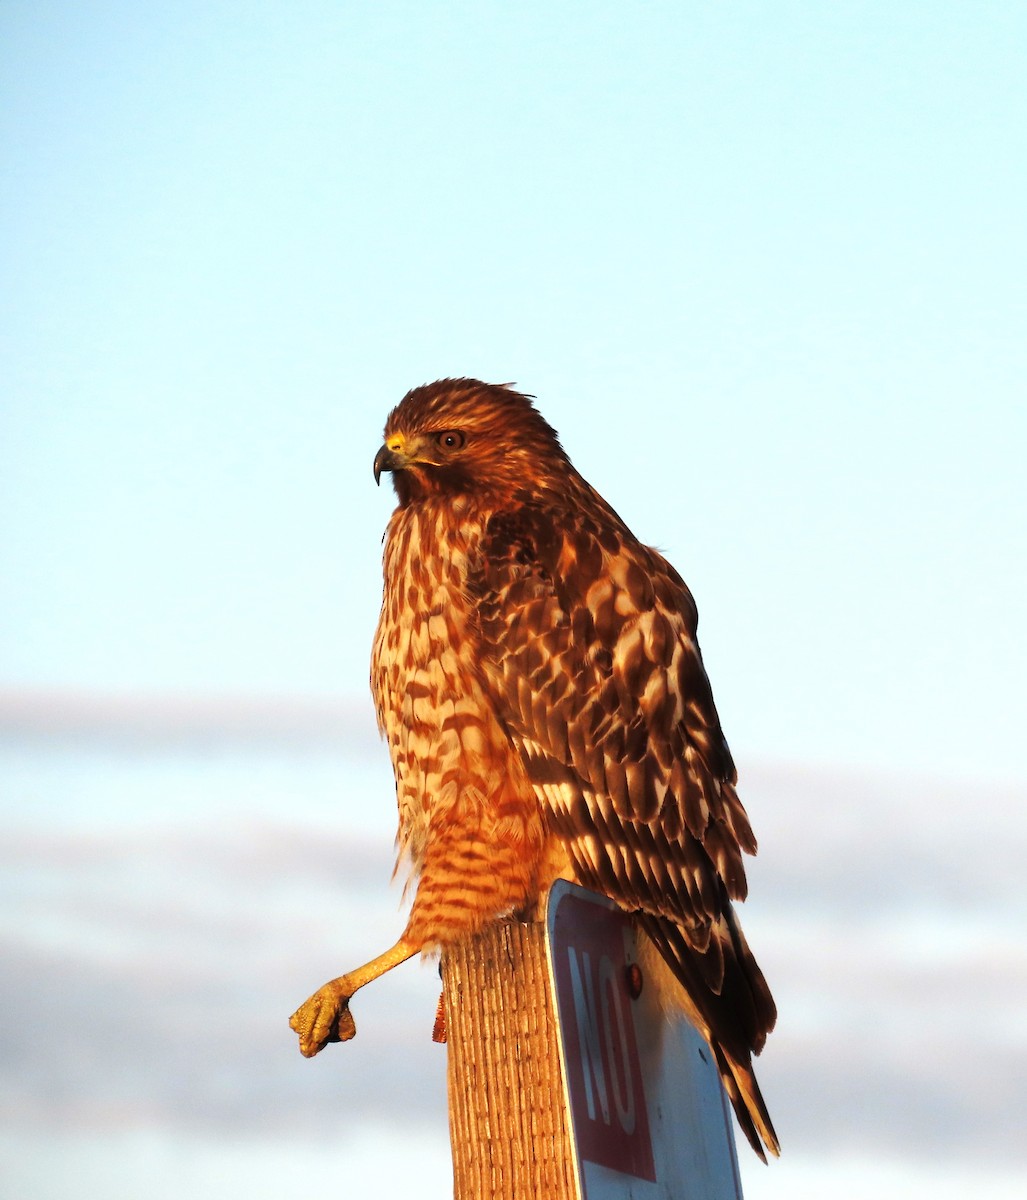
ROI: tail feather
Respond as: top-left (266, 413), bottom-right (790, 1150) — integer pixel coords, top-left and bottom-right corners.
top-left (715, 1043), bottom-right (780, 1161)
top-left (638, 904), bottom-right (779, 1160)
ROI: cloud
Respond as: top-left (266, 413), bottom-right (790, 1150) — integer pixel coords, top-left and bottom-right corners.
top-left (0, 825), bottom-right (446, 1135)
top-left (0, 760), bottom-right (1024, 1175)
top-left (733, 762), bottom-right (1027, 1164)
top-left (0, 687), bottom-right (380, 752)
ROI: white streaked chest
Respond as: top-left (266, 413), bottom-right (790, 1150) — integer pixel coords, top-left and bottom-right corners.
top-left (370, 499), bottom-right (489, 856)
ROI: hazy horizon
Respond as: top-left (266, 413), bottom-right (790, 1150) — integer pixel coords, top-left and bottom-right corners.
top-left (2, 704), bottom-right (1025, 1198)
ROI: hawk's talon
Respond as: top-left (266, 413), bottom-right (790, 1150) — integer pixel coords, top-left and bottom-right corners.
top-left (289, 978), bottom-right (357, 1057)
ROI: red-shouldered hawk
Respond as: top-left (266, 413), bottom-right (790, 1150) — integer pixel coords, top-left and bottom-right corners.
top-left (290, 379), bottom-right (779, 1159)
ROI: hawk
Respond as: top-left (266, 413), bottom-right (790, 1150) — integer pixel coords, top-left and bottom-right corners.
top-left (290, 378), bottom-right (779, 1159)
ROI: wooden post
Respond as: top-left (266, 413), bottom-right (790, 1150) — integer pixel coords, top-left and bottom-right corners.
top-left (440, 882), bottom-right (748, 1200)
top-left (442, 919), bottom-right (578, 1200)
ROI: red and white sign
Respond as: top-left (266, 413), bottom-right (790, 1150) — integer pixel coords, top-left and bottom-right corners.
top-left (547, 881), bottom-right (744, 1200)
top-left (551, 889), bottom-right (656, 1181)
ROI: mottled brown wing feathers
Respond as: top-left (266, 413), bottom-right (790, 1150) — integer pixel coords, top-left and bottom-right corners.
top-left (471, 490), bottom-right (748, 916)
top-left (469, 488), bottom-right (779, 1159)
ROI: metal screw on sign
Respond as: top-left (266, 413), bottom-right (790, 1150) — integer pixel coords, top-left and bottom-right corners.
top-left (625, 962), bottom-right (644, 1000)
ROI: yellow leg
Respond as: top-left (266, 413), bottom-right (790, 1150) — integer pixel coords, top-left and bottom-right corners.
top-left (289, 937), bottom-right (418, 1057)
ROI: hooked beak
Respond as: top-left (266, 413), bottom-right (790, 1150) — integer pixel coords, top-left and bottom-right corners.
top-left (373, 443), bottom-right (403, 486)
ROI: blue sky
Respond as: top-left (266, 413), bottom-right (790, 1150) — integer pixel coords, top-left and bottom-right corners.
top-left (4, 1), bottom-right (1025, 783)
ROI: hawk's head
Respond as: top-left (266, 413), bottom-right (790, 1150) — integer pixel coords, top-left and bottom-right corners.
top-left (374, 378), bottom-right (570, 504)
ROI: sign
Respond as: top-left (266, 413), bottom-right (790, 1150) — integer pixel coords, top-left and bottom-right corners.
top-left (546, 881), bottom-right (744, 1200)
top-left (551, 889), bottom-right (656, 1181)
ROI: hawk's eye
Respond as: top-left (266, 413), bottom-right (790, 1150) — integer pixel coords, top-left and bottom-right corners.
top-left (435, 430), bottom-right (466, 452)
